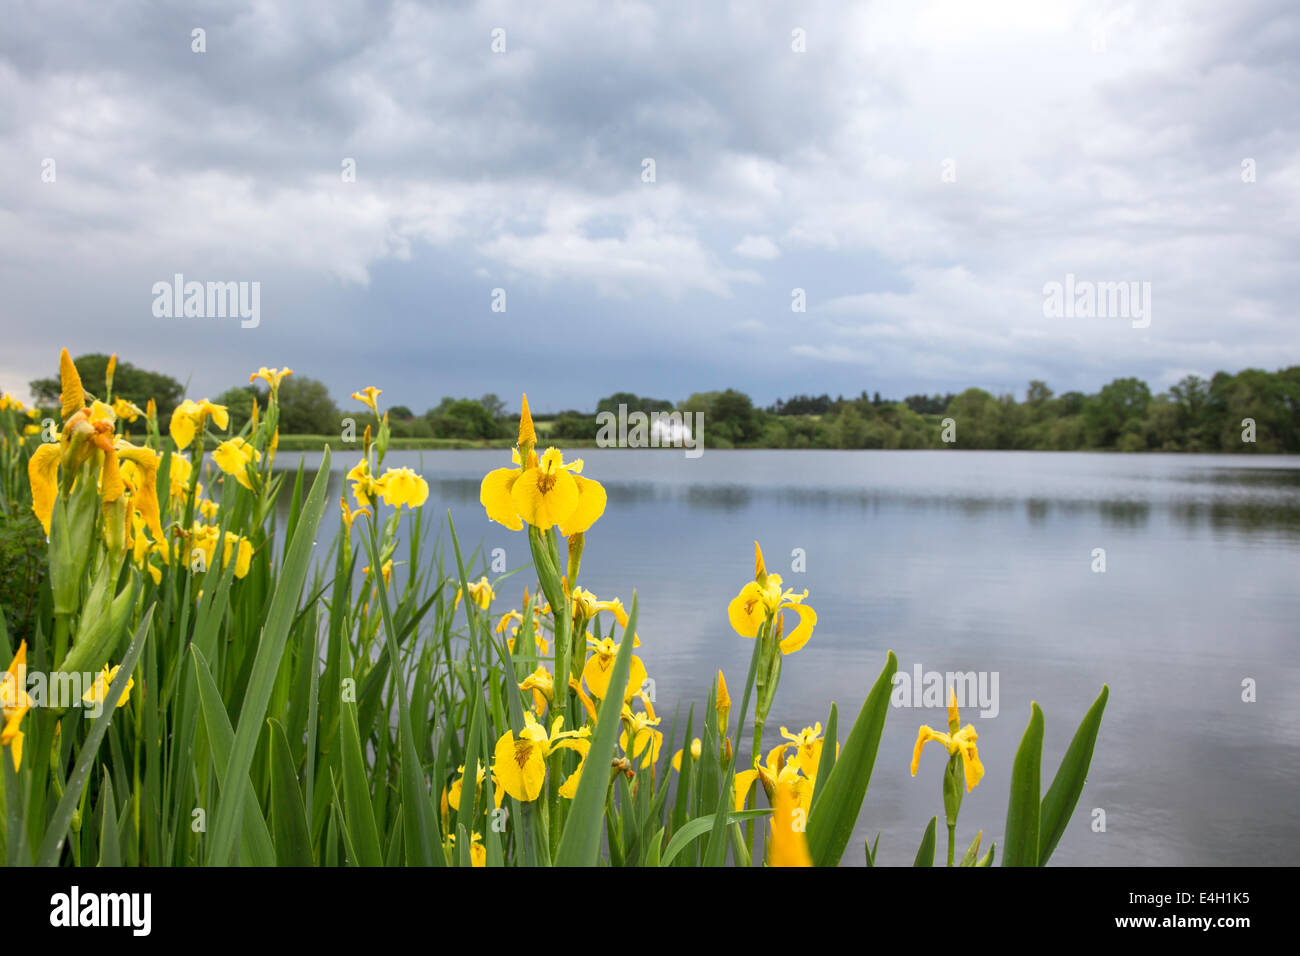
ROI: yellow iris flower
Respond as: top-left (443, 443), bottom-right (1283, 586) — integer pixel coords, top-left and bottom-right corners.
top-left (480, 394), bottom-right (606, 534)
top-left (116, 444), bottom-right (163, 542)
top-left (112, 398), bottom-right (144, 422)
top-left (910, 688), bottom-right (985, 792)
top-left (249, 366), bottom-right (293, 395)
top-left (1, 642), bottom-right (31, 770)
top-left (339, 497), bottom-right (370, 531)
top-left (169, 398), bottom-right (229, 450)
top-left (377, 467), bottom-right (429, 510)
top-left (129, 511), bottom-right (171, 586)
top-left (619, 695), bottom-right (663, 769)
top-left (733, 743), bottom-right (814, 817)
top-left (212, 437), bottom-right (262, 490)
top-left (351, 386), bottom-right (382, 417)
top-left (568, 587), bottom-right (638, 638)
top-left (27, 352), bottom-right (162, 540)
top-left (519, 666), bottom-right (554, 714)
top-left (189, 524), bottom-right (254, 578)
top-left (81, 664), bottom-right (134, 709)
top-left (495, 610), bottom-right (523, 638)
top-left (497, 609), bottom-right (552, 656)
top-left (781, 722), bottom-right (826, 779)
top-left (481, 446), bottom-right (606, 535)
top-left (581, 636), bottom-right (648, 702)
top-left (443, 830), bottom-right (488, 867)
top-left (345, 460), bottom-right (428, 510)
top-left (27, 366), bottom-right (102, 533)
top-left (491, 711), bottom-right (590, 802)
top-left (540, 588), bottom-right (639, 646)
top-left (511, 633), bottom-right (550, 656)
top-left (455, 576), bottom-right (494, 611)
top-left (446, 763), bottom-right (505, 812)
top-left (167, 454), bottom-right (193, 506)
top-left (466, 833), bottom-right (487, 868)
top-left (346, 458), bottom-right (380, 507)
top-left (727, 542), bottom-right (817, 655)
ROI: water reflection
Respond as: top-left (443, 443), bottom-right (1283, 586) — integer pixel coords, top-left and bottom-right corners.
top-left (284, 450), bottom-right (1300, 538)
top-left (1098, 500), bottom-right (1151, 529)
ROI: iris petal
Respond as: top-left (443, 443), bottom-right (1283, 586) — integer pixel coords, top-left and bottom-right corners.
top-left (27, 443), bottom-right (62, 534)
top-left (727, 582), bottom-right (764, 638)
top-left (778, 603), bottom-right (818, 655)
top-left (479, 467), bottom-right (523, 530)
top-left (510, 468), bottom-right (578, 528)
top-left (117, 444), bottom-right (164, 541)
top-left (59, 349), bottom-right (84, 421)
top-left (170, 410), bottom-right (196, 450)
top-left (557, 475), bottom-right (606, 536)
top-left (910, 726), bottom-right (949, 777)
top-left (493, 731), bottom-right (546, 801)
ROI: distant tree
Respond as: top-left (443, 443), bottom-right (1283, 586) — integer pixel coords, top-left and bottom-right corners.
top-left (1026, 380), bottom-right (1053, 406)
top-left (904, 393), bottom-right (953, 415)
top-left (478, 394), bottom-right (507, 420)
top-left (596, 392), bottom-right (672, 416)
top-left (831, 406), bottom-right (869, 448)
top-left (550, 410), bottom-right (597, 440)
top-left (276, 376), bottom-right (340, 434)
top-left (1018, 381), bottom-right (1057, 441)
top-left (388, 416), bottom-right (433, 439)
top-left (1141, 394), bottom-right (1182, 451)
top-left (1082, 377), bottom-right (1151, 448)
top-left (428, 399), bottom-right (498, 439)
top-left (387, 404), bottom-right (414, 420)
top-left (768, 393), bottom-right (833, 415)
top-left (889, 403), bottom-right (934, 449)
top-left (30, 353), bottom-right (184, 417)
top-left (1211, 368), bottom-right (1295, 452)
top-left (1055, 391), bottom-right (1087, 417)
top-left (1049, 415), bottom-right (1086, 450)
top-left (685, 389), bottom-right (762, 445)
top-left (944, 389), bottom-right (1002, 449)
top-left (597, 392), bottom-right (640, 415)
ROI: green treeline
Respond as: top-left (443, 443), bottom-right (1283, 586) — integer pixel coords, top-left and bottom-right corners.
top-left (549, 370), bottom-right (1300, 452)
top-left (22, 358), bottom-right (1300, 452)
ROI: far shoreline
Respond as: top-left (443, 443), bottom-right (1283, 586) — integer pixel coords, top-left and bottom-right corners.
top-left (272, 434), bottom-right (1297, 456)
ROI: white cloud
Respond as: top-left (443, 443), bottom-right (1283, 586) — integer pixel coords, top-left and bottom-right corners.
top-left (733, 235), bottom-right (780, 260)
top-left (480, 220), bottom-right (760, 299)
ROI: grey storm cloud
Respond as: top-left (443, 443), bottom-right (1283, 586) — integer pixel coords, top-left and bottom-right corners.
top-left (1, 0), bottom-right (1297, 413)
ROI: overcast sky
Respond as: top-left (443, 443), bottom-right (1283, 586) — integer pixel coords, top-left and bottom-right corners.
top-left (2, 0), bottom-right (1297, 414)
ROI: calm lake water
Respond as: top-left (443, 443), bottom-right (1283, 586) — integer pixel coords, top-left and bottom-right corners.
top-left (279, 449), bottom-right (1300, 866)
